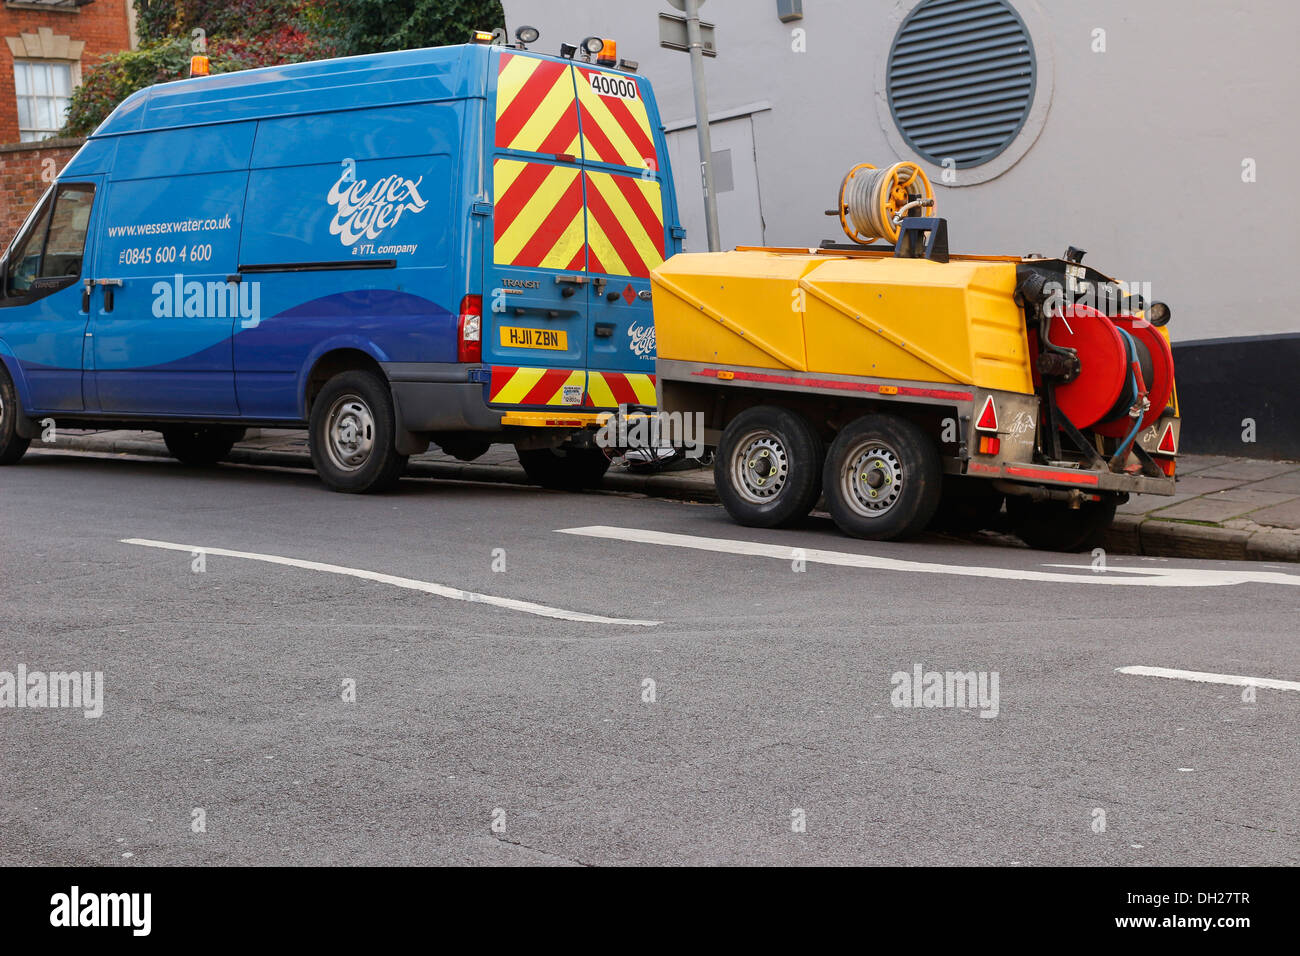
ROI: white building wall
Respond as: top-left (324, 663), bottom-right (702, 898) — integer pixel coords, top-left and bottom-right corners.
top-left (501, 0), bottom-right (1300, 343)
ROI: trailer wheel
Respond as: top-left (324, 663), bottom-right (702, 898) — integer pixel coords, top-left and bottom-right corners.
top-left (715, 406), bottom-right (823, 528)
top-left (309, 370), bottom-right (407, 493)
top-left (1007, 495), bottom-right (1117, 553)
top-left (823, 414), bottom-right (941, 540)
top-left (162, 426), bottom-right (244, 466)
top-left (517, 446), bottom-right (610, 490)
top-left (0, 365), bottom-right (31, 466)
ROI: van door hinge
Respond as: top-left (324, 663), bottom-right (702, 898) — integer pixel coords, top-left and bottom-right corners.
top-left (471, 201), bottom-right (493, 217)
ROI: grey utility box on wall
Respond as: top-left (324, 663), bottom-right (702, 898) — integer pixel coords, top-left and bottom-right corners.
top-left (777, 0), bottom-right (803, 23)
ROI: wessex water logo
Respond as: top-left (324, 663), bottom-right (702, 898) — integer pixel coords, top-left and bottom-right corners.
top-left (628, 321), bottom-right (656, 358)
top-left (326, 168), bottom-right (428, 247)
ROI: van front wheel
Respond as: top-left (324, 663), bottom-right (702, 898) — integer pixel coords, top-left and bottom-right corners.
top-left (310, 371), bottom-right (407, 493)
top-left (0, 366), bottom-right (31, 466)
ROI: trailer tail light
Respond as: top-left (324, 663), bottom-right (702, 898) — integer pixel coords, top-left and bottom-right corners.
top-left (458, 295), bottom-right (482, 363)
top-left (978, 435), bottom-right (1000, 456)
top-left (1157, 421), bottom-right (1177, 454)
top-left (1158, 457), bottom-right (1176, 477)
top-left (975, 395), bottom-right (998, 432)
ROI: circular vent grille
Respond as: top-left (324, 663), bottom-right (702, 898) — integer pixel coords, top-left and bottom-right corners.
top-left (887, 0), bottom-right (1036, 169)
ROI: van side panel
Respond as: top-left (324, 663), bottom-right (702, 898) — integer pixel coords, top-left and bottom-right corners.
top-left (234, 102), bottom-right (466, 420)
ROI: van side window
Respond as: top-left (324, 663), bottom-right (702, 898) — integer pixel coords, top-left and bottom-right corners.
top-left (40, 183), bottom-right (95, 280)
top-left (4, 190), bottom-right (53, 297)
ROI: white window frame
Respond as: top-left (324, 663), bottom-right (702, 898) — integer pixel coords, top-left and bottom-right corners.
top-left (13, 58), bottom-right (78, 143)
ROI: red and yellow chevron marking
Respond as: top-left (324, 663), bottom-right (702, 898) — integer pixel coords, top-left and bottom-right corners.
top-left (585, 371), bottom-right (657, 408)
top-left (493, 158), bottom-right (586, 270)
top-left (575, 66), bottom-right (658, 170)
top-left (495, 52), bottom-right (580, 156)
top-left (489, 366), bottom-right (587, 407)
top-left (584, 170), bottom-right (665, 278)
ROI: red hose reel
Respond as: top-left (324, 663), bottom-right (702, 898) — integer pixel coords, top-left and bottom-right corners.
top-left (1033, 305), bottom-right (1174, 433)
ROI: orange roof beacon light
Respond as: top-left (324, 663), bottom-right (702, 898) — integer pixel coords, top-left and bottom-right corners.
top-left (189, 55), bottom-right (210, 78)
top-left (597, 39), bottom-right (618, 67)
top-left (471, 30), bottom-right (495, 44)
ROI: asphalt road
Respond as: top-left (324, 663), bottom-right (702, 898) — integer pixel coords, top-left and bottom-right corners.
top-left (2, 449), bottom-right (1298, 866)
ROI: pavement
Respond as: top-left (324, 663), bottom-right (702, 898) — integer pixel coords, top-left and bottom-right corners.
top-left (39, 427), bottom-right (1300, 563)
top-left (3, 449), bottom-right (1299, 866)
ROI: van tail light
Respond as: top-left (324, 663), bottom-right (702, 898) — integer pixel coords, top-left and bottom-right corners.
top-left (458, 295), bottom-right (482, 363)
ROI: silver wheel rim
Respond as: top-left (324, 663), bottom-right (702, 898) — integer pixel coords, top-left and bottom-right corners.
top-left (730, 429), bottom-right (790, 504)
top-left (840, 440), bottom-right (903, 518)
top-left (324, 394), bottom-right (375, 472)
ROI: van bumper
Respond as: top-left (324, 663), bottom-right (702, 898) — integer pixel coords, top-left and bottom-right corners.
top-left (382, 362), bottom-right (503, 433)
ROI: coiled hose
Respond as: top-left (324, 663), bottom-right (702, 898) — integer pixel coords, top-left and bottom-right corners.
top-left (837, 162), bottom-right (935, 245)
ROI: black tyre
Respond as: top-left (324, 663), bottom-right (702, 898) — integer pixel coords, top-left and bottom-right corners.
top-left (0, 365), bottom-right (31, 466)
top-left (928, 476), bottom-right (1006, 534)
top-left (516, 445), bottom-right (610, 490)
top-left (822, 414), bottom-right (942, 540)
top-left (714, 406), bottom-right (824, 528)
top-left (1007, 495), bottom-right (1118, 553)
top-left (161, 426), bottom-right (244, 466)
top-left (309, 370), bottom-right (407, 493)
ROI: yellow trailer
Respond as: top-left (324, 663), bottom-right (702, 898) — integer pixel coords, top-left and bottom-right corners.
top-left (649, 164), bottom-right (1179, 551)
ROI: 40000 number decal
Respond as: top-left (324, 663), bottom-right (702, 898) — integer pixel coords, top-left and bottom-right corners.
top-left (589, 73), bottom-right (638, 101)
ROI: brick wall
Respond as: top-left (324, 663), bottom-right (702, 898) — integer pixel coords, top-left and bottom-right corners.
top-left (1, 0), bottom-right (134, 144)
top-left (0, 136), bottom-right (82, 246)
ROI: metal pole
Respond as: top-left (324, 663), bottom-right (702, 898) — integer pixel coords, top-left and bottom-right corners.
top-left (684, 0), bottom-right (721, 251)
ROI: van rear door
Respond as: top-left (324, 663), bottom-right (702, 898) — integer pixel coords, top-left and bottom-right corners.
top-left (483, 50), bottom-right (589, 411)
top-left (573, 63), bottom-right (670, 410)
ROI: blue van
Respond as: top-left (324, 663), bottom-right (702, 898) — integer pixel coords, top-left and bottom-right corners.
top-left (0, 37), bottom-right (683, 492)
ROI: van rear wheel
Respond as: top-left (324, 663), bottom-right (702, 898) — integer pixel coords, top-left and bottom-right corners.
top-left (310, 370), bottom-right (407, 493)
top-left (0, 366), bottom-right (31, 466)
top-left (162, 426), bottom-right (244, 466)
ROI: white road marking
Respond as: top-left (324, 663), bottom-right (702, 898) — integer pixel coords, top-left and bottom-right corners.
top-left (121, 538), bottom-right (660, 627)
top-left (556, 525), bottom-right (1300, 588)
top-left (1116, 665), bottom-right (1300, 692)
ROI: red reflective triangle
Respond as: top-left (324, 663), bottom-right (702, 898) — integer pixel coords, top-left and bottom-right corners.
top-left (1157, 421), bottom-right (1177, 454)
top-left (975, 395), bottom-right (998, 432)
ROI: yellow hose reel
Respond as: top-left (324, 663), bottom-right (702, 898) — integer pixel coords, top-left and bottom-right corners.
top-left (836, 161), bottom-right (935, 246)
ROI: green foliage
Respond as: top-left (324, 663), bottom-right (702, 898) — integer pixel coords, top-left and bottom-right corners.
top-left (320, 0), bottom-right (506, 56)
top-left (62, 0), bottom-right (505, 137)
top-left (63, 1), bottom-right (333, 137)
top-left (62, 38), bottom-right (190, 137)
